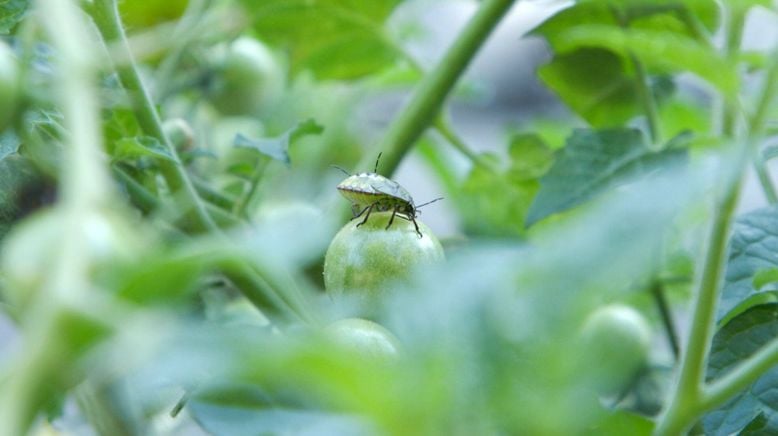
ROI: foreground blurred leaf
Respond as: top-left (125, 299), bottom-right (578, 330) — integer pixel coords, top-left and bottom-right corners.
top-left (234, 119), bottom-right (323, 165)
top-left (703, 304), bottom-right (778, 435)
top-left (526, 128), bottom-right (687, 226)
top-left (241, 0), bottom-right (402, 80)
top-left (0, 0), bottom-right (28, 34)
top-left (189, 383), bottom-right (370, 436)
top-left (539, 48), bottom-right (675, 127)
top-left (718, 206), bottom-right (778, 321)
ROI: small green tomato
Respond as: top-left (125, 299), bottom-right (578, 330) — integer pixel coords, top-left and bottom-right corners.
top-left (0, 40), bottom-right (20, 131)
top-left (580, 304), bottom-right (652, 395)
top-left (326, 318), bottom-right (401, 362)
top-left (324, 211), bottom-right (444, 302)
top-left (207, 37), bottom-right (284, 115)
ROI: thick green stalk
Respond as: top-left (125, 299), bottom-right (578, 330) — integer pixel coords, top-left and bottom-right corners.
top-left (655, 8), bottom-right (778, 435)
top-left (653, 149), bottom-right (746, 435)
top-left (366, 0), bottom-right (516, 176)
top-left (88, 0), bottom-right (217, 233)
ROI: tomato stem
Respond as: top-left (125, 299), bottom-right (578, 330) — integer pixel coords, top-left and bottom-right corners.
top-left (88, 0), bottom-right (218, 233)
top-left (364, 0), bottom-right (517, 176)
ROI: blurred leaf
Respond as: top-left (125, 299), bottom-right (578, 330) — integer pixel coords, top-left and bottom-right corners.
top-left (703, 304), bottom-right (778, 435)
top-left (537, 1), bottom-right (719, 46)
top-left (658, 98), bottom-right (711, 139)
top-left (241, 0), bottom-right (402, 80)
top-left (190, 389), bottom-right (370, 436)
top-left (0, 155), bottom-right (49, 238)
top-left (719, 206), bottom-right (778, 321)
top-left (0, 0), bottom-right (28, 34)
top-left (118, 0), bottom-right (187, 30)
top-left (538, 48), bottom-right (675, 127)
top-left (113, 253), bottom-right (206, 305)
top-left (585, 410), bottom-right (654, 435)
top-left (103, 108), bottom-right (142, 147)
top-left (508, 133), bottom-right (554, 181)
top-left (763, 144), bottom-right (778, 162)
top-left (0, 130), bottom-right (19, 159)
top-left (526, 129), bottom-right (688, 226)
top-left (113, 136), bottom-right (175, 162)
top-left (459, 154), bottom-right (538, 237)
top-left (234, 118), bottom-right (323, 165)
top-left (551, 25), bottom-right (737, 96)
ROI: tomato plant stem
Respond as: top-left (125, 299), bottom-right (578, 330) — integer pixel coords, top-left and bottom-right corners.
top-left (233, 158), bottom-right (269, 217)
top-left (654, 147), bottom-right (747, 436)
top-left (434, 116), bottom-right (499, 172)
top-left (367, 0), bottom-right (516, 176)
top-left (650, 280), bottom-right (680, 361)
top-left (88, 0), bottom-right (217, 233)
top-left (749, 50), bottom-right (778, 204)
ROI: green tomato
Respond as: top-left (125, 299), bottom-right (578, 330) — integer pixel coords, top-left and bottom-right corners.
top-left (324, 211), bottom-right (444, 304)
top-left (0, 41), bottom-right (19, 131)
top-left (207, 37), bottom-right (284, 116)
top-left (325, 318), bottom-right (401, 362)
top-left (580, 304), bottom-right (652, 395)
top-left (1, 208), bottom-right (145, 312)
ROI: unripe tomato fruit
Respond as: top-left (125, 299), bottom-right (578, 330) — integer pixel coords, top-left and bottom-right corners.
top-left (324, 212), bottom-right (444, 302)
top-left (580, 304), bottom-right (652, 395)
top-left (0, 41), bottom-right (20, 131)
top-left (326, 318), bottom-right (401, 362)
top-left (1, 208), bottom-right (144, 312)
top-left (207, 37), bottom-right (284, 116)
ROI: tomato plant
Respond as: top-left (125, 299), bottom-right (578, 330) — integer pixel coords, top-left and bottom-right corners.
top-left (0, 40), bottom-right (19, 131)
top-left (1, 1), bottom-right (778, 435)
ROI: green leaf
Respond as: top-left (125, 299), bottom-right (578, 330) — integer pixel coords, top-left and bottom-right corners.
top-left (508, 133), bottom-right (554, 181)
top-left (459, 153), bottom-right (538, 237)
top-left (0, 0), bottom-right (28, 34)
top-left (526, 129), bottom-right (687, 226)
top-left (536, 1), bottom-right (719, 46)
top-left (240, 0), bottom-right (402, 80)
top-left (538, 48), bottom-right (675, 127)
top-left (703, 304), bottom-right (778, 435)
top-left (189, 400), bottom-right (368, 436)
top-left (719, 206), bottom-right (778, 320)
top-left (586, 410), bottom-right (654, 436)
top-left (0, 129), bottom-right (20, 159)
top-left (113, 253), bottom-right (206, 305)
top-left (551, 25), bottom-right (737, 97)
top-left (112, 136), bottom-right (175, 162)
top-left (233, 119), bottom-right (324, 165)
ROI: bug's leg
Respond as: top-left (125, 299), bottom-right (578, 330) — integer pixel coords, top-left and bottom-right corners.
top-left (356, 203), bottom-right (375, 227)
top-left (351, 204), bottom-right (368, 219)
top-left (411, 216), bottom-right (422, 238)
top-left (386, 206), bottom-right (398, 230)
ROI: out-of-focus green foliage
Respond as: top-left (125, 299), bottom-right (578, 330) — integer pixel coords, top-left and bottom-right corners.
top-left (1, 0), bottom-right (778, 435)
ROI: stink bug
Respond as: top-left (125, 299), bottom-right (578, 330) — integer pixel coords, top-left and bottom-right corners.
top-left (334, 153), bottom-right (442, 238)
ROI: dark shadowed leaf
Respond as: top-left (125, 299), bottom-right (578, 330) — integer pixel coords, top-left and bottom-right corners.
top-left (703, 304), bottom-right (778, 435)
top-left (719, 206), bottom-right (778, 320)
top-left (539, 48), bottom-right (675, 127)
top-left (526, 129), bottom-right (687, 226)
top-left (0, 0), bottom-right (28, 34)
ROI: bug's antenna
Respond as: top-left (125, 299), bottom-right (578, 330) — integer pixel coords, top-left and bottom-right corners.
top-left (416, 197), bottom-right (443, 208)
top-left (330, 165), bottom-right (351, 176)
top-left (374, 152), bottom-right (382, 173)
